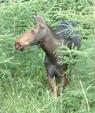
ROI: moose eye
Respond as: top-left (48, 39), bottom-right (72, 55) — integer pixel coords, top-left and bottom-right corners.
top-left (31, 29), bottom-right (35, 33)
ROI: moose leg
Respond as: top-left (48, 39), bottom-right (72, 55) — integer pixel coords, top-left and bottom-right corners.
top-left (61, 74), bottom-right (68, 93)
top-left (47, 76), bottom-right (57, 97)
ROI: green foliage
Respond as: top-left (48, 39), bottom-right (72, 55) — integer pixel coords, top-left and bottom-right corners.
top-left (0, 0), bottom-right (95, 113)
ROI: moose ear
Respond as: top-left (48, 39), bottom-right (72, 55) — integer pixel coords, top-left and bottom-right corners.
top-left (34, 15), bottom-right (46, 25)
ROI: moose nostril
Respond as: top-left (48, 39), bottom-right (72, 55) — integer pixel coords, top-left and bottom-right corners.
top-left (15, 42), bottom-right (24, 51)
top-left (15, 42), bottom-right (20, 49)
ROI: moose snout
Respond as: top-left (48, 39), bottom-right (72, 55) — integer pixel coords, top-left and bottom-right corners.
top-left (15, 42), bottom-right (24, 51)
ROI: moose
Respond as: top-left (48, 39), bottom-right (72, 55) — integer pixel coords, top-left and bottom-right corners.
top-left (15, 15), bottom-right (80, 96)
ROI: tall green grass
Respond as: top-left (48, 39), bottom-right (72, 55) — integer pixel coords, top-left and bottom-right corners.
top-left (0, 0), bottom-right (95, 113)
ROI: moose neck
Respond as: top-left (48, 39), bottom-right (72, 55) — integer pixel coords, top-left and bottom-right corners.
top-left (40, 28), bottom-right (59, 63)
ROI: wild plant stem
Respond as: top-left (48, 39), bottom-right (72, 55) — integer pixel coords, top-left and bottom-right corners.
top-left (79, 81), bottom-right (90, 112)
